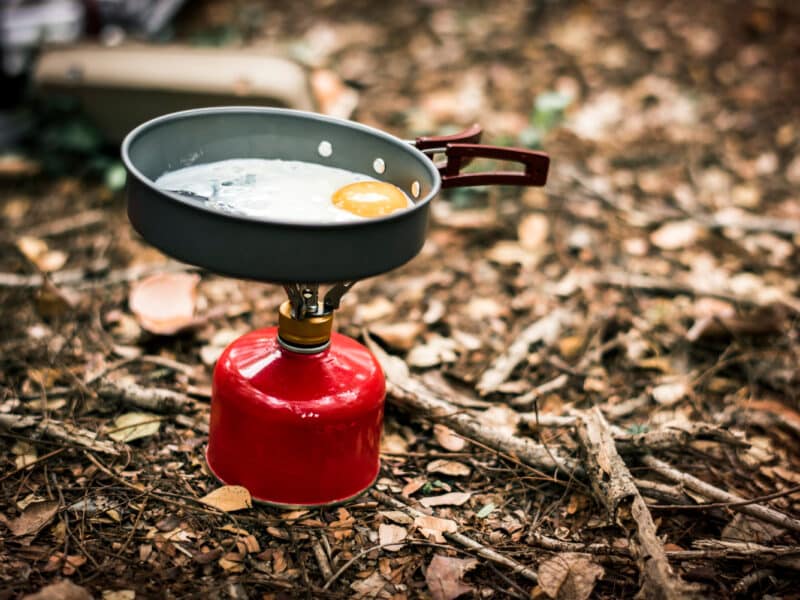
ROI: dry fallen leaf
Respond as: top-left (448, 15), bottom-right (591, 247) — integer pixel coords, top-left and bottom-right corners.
top-left (414, 515), bottom-right (458, 543)
top-left (407, 335), bottom-right (459, 368)
top-left (378, 523), bottom-right (407, 551)
top-left (426, 459), bottom-right (471, 477)
top-left (651, 380), bottom-right (689, 406)
top-left (311, 69), bottom-right (359, 119)
top-left (108, 412), bottom-right (161, 443)
top-left (16, 236), bottom-right (68, 272)
top-left (433, 424), bottom-right (466, 452)
top-left (200, 485), bottom-right (252, 512)
top-left (22, 580), bottom-right (92, 600)
top-left (350, 571), bottom-right (390, 599)
top-left (425, 554), bottom-right (478, 600)
top-left (537, 552), bottom-right (604, 600)
top-left (101, 591), bottom-right (136, 600)
top-left (379, 510), bottom-right (414, 525)
top-left (518, 213), bottom-right (550, 250)
top-left (5, 500), bottom-right (59, 538)
top-left (481, 404), bottom-right (521, 437)
top-left (380, 432), bottom-right (409, 454)
top-left (650, 220), bottom-right (702, 250)
top-left (370, 322), bottom-right (425, 351)
top-left (129, 272), bottom-right (200, 335)
top-left (420, 492), bottom-right (472, 508)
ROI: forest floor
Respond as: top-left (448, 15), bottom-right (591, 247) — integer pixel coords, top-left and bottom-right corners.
top-left (2, 0), bottom-right (800, 598)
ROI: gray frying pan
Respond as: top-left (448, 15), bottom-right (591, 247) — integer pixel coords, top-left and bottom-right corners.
top-left (121, 107), bottom-right (549, 283)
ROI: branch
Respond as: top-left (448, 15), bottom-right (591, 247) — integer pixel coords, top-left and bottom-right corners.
top-left (0, 413), bottom-right (118, 455)
top-left (476, 309), bottom-right (570, 395)
top-left (365, 334), bottom-right (578, 476)
top-left (642, 455), bottom-right (800, 534)
top-left (575, 407), bottom-right (698, 600)
top-left (371, 490), bottom-right (539, 583)
top-left (98, 379), bottom-right (191, 413)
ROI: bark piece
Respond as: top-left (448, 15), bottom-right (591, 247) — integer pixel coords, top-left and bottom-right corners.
top-left (575, 407), bottom-right (698, 599)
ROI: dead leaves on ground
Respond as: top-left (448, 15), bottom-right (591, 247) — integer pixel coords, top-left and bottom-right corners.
top-left (128, 272), bottom-right (200, 335)
top-left (199, 485), bottom-right (253, 512)
top-left (425, 555), bottom-right (478, 600)
top-left (107, 412), bottom-right (161, 443)
top-left (536, 553), bottom-right (604, 600)
top-left (2, 500), bottom-right (59, 541)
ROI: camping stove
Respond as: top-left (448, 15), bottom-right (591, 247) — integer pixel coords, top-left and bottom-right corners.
top-left (122, 107), bottom-right (549, 506)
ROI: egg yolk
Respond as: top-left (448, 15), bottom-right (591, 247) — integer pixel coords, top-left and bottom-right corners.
top-left (332, 181), bottom-right (409, 218)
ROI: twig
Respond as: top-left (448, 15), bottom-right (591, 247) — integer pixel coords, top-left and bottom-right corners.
top-left (477, 309), bottom-right (570, 394)
top-left (575, 407), bottom-right (697, 599)
top-left (0, 261), bottom-right (198, 289)
top-left (370, 489), bottom-right (540, 583)
top-left (510, 374), bottom-right (569, 408)
top-left (589, 271), bottom-right (800, 314)
top-left (23, 209), bottom-right (106, 238)
top-left (650, 483), bottom-right (800, 510)
top-left (634, 479), bottom-right (696, 505)
top-left (311, 533), bottom-right (333, 581)
top-left (530, 535), bottom-right (800, 570)
top-left (98, 379), bottom-right (191, 413)
top-left (0, 447), bottom-right (67, 482)
top-left (732, 569), bottom-right (774, 595)
top-left (365, 334), bottom-right (578, 475)
top-left (520, 413), bottom-right (746, 453)
top-left (679, 540), bottom-right (800, 569)
top-left (0, 413), bottom-right (119, 455)
top-left (642, 455), bottom-right (800, 534)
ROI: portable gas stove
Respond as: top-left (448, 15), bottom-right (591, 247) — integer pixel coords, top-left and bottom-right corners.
top-left (122, 107), bottom-right (549, 507)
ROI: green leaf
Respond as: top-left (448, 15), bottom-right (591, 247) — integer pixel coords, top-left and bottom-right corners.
top-left (105, 163), bottom-right (127, 191)
top-left (476, 503), bottom-right (496, 518)
top-left (627, 424), bottom-right (649, 435)
top-left (530, 91), bottom-right (573, 134)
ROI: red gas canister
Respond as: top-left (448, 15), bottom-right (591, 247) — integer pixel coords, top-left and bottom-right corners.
top-left (206, 306), bottom-right (385, 506)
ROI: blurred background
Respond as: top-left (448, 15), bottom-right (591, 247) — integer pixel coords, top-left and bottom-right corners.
top-left (4, 0), bottom-right (796, 193)
top-left (2, 2), bottom-right (800, 598)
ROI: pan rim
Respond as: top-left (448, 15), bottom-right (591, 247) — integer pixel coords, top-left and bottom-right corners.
top-left (120, 106), bottom-right (442, 230)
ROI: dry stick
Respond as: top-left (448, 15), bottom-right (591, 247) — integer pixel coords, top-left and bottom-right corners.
top-left (365, 334), bottom-right (577, 476)
top-left (531, 535), bottom-right (800, 569)
top-left (651, 483), bottom-right (800, 511)
top-left (23, 209), bottom-right (106, 237)
top-left (575, 407), bottom-right (697, 600)
top-left (311, 534), bottom-right (334, 581)
top-left (97, 379), bottom-right (191, 413)
top-left (642, 455), bottom-right (800, 534)
top-left (0, 261), bottom-right (199, 289)
top-left (0, 447), bottom-right (67, 482)
top-left (0, 413), bottom-right (119, 455)
top-left (590, 271), bottom-right (800, 314)
top-left (732, 569), bottom-right (775, 595)
top-left (510, 374), bottom-right (569, 408)
top-left (476, 309), bottom-right (570, 395)
top-left (371, 489), bottom-right (539, 583)
top-left (520, 414), bottom-right (746, 453)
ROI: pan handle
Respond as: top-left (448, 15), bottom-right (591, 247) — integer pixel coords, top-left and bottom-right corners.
top-left (414, 124), bottom-right (483, 151)
top-left (438, 143), bottom-right (550, 188)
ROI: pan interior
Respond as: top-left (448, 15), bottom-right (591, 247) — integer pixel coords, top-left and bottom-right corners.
top-left (123, 107), bottom-right (439, 225)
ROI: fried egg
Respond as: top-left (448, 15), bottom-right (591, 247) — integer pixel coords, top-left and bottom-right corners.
top-left (154, 158), bottom-right (413, 224)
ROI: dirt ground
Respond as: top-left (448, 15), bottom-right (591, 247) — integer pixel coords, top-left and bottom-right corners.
top-left (2, 0), bottom-right (800, 598)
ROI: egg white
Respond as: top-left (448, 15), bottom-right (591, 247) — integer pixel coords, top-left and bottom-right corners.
top-left (155, 158), bottom-right (413, 224)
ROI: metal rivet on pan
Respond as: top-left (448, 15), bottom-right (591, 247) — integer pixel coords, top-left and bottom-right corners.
top-left (318, 141), bottom-right (332, 157)
top-left (373, 158), bottom-right (386, 174)
top-left (411, 181), bottom-right (420, 198)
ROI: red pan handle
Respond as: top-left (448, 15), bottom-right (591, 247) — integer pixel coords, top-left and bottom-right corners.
top-left (438, 143), bottom-right (549, 188)
top-left (414, 124), bottom-right (483, 151)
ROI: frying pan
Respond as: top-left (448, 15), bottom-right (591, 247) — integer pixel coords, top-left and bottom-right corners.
top-left (122, 106), bottom-right (549, 283)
